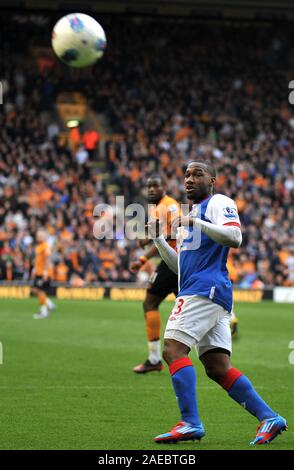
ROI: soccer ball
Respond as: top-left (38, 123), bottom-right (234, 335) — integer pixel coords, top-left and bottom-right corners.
top-left (51, 13), bottom-right (106, 67)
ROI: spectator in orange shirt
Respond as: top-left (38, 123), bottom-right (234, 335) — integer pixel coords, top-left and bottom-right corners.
top-left (69, 126), bottom-right (82, 151)
top-left (54, 258), bottom-right (69, 283)
top-left (83, 129), bottom-right (100, 160)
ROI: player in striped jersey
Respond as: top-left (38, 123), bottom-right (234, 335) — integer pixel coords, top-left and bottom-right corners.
top-left (32, 230), bottom-right (56, 319)
top-left (130, 175), bottom-right (180, 373)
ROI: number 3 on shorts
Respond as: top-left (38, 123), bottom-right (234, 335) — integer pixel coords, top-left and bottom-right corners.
top-left (174, 298), bottom-right (185, 315)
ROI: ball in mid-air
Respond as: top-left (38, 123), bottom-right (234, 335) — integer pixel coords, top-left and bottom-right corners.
top-left (51, 13), bottom-right (107, 67)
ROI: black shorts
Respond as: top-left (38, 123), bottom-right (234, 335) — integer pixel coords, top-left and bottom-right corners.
top-left (33, 276), bottom-right (50, 292)
top-left (147, 261), bottom-right (178, 299)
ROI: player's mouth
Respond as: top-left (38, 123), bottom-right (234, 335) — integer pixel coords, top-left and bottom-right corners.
top-left (185, 186), bottom-right (196, 193)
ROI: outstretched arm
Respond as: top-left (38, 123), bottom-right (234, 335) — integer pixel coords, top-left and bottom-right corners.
top-left (193, 218), bottom-right (242, 248)
top-left (129, 243), bottom-right (159, 273)
top-left (153, 235), bottom-right (178, 274)
top-left (146, 218), bottom-right (178, 274)
top-left (172, 216), bottom-right (242, 248)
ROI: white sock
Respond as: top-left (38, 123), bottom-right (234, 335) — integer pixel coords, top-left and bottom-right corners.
top-left (46, 298), bottom-right (55, 309)
top-left (231, 311), bottom-right (237, 321)
top-left (40, 305), bottom-right (49, 317)
top-left (148, 340), bottom-right (161, 364)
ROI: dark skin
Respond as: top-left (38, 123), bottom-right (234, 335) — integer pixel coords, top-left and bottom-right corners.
top-left (129, 177), bottom-right (167, 317)
top-left (146, 177), bottom-right (165, 204)
top-left (185, 162), bottom-right (215, 203)
top-left (171, 162), bottom-right (216, 235)
top-left (163, 162), bottom-right (231, 381)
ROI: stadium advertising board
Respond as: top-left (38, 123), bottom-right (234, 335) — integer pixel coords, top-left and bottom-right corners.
top-left (274, 287), bottom-right (294, 303)
top-left (0, 285), bottom-right (275, 302)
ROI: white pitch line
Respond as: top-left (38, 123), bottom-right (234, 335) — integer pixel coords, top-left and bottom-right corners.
top-left (0, 384), bottom-right (269, 390)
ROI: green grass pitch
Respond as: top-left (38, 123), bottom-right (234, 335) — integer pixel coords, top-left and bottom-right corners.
top-left (0, 299), bottom-right (293, 450)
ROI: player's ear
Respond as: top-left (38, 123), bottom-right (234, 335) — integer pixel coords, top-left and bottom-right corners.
top-left (211, 176), bottom-right (216, 185)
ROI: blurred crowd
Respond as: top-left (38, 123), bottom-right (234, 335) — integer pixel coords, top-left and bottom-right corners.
top-left (0, 14), bottom-right (293, 287)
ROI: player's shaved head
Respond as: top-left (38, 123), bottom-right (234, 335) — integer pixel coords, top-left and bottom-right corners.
top-left (185, 161), bottom-right (216, 203)
top-left (147, 174), bottom-right (165, 185)
top-left (186, 160), bottom-right (217, 178)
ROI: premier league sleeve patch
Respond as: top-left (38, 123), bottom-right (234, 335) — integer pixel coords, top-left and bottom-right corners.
top-left (223, 206), bottom-right (238, 219)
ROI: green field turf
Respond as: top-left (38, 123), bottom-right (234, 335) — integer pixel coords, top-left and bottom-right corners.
top-left (0, 299), bottom-right (293, 450)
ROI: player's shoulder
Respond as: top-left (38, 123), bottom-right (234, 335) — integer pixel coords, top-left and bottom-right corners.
top-left (160, 195), bottom-right (179, 210)
top-left (206, 193), bottom-right (240, 224)
top-left (208, 193), bottom-right (237, 208)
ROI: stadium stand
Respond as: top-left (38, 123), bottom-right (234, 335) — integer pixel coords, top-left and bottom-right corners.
top-left (0, 14), bottom-right (293, 287)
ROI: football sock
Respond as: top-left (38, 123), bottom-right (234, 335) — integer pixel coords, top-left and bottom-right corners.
top-left (146, 310), bottom-right (160, 341)
top-left (46, 297), bottom-right (55, 309)
top-left (148, 340), bottom-right (161, 364)
top-left (220, 367), bottom-right (277, 422)
top-left (169, 357), bottom-right (201, 426)
top-left (38, 292), bottom-right (47, 305)
top-left (40, 304), bottom-right (49, 317)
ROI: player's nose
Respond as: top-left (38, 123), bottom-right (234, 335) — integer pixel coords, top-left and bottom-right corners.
top-left (185, 175), bottom-right (194, 184)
